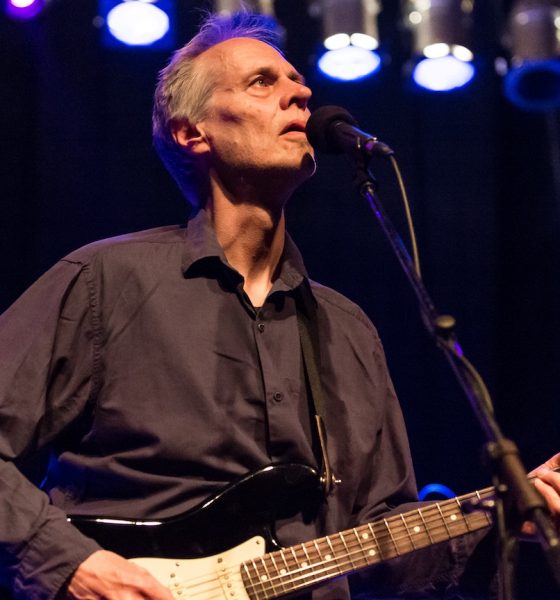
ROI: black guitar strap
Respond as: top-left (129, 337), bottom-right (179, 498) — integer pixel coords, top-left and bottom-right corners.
top-left (296, 283), bottom-right (339, 496)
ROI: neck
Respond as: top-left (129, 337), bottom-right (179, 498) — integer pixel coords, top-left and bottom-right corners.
top-left (207, 186), bottom-right (286, 308)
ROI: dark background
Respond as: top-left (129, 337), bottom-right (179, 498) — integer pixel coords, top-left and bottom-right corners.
top-left (1, 0), bottom-right (559, 596)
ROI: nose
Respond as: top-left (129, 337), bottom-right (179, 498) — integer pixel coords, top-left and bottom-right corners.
top-left (281, 78), bottom-right (312, 111)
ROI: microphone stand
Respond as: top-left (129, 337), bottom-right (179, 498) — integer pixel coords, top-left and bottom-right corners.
top-left (351, 148), bottom-right (560, 599)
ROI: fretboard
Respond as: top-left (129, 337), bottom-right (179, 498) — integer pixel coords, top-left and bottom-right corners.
top-left (240, 486), bottom-right (493, 599)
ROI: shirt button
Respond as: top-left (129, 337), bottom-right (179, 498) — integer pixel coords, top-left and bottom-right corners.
top-left (257, 322), bottom-right (265, 332)
top-left (273, 392), bottom-right (283, 402)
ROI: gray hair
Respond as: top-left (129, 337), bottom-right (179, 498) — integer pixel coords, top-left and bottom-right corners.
top-left (152, 11), bottom-right (282, 211)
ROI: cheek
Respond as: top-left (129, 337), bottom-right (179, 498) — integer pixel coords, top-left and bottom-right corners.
top-left (203, 101), bottom-right (278, 154)
top-left (229, 101), bottom-right (276, 133)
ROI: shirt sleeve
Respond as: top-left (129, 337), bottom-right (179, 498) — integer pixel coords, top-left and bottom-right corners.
top-left (0, 260), bottom-right (102, 600)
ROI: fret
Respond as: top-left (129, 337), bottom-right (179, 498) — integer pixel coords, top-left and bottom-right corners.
top-left (338, 532), bottom-right (358, 569)
top-left (278, 547), bottom-right (291, 578)
top-left (314, 537), bottom-right (340, 579)
top-left (325, 535), bottom-right (343, 574)
top-left (289, 545), bottom-right (299, 570)
top-left (455, 497), bottom-right (471, 532)
top-left (268, 552), bottom-right (288, 596)
top-left (288, 544), bottom-right (307, 590)
top-left (249, 558), bottom-right (267, 599)
top-left (307, 538), bottom-right (324, 573)
top-left (475, 491), bottom-right (493, 525)
top-left (441, 499), bottom-right (469, 537)
top-left (292, 544), bottom-right (314, 589)
top-left (241, 562), bottom-right (258, 600)
top-left (268, 547), bottom-right (300, 597)
top-left (301, 541), bottom-right (312, 569)
top-left (383, 518), bottom-right (400, 557)
top-left (355, 523), bottom-right (380, 564)
top-left (400, 513), bottom-right (417, 551)
top-left (472, 491), bottom-right (483, 522)
top-left (280, 550), bottom-right (291, 577)
top-left (367, 522), bottom-right (384, 561)
top-left (436, 503), bottom-right (452, 540)
top-left (295, 543), bottom-right (313, 589)
top-left (383, 513), bottom-right (414, 555)
top-left (352, 527), bottom-right (371, 565)
top-left (403, 510), bottom-right (430, 548)
top-left (312, 538), bottom-right (324, 565)
top-left (417, 507), bottom-right (434, 544)
top-left (258, 556), bottom-right (278, 597)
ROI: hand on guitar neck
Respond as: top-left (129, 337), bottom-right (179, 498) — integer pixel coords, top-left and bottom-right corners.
top-left (522, 452), bottom-right (560, 537)
top-left (65, 550), bottom-right (174, 600)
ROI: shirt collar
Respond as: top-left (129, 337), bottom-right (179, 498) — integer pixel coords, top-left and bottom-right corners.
top-left (181, 208), bottom-right (310, 293)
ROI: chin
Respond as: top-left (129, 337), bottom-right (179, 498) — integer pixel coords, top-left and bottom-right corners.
top-left (274, 156), bottom-right (316, 184)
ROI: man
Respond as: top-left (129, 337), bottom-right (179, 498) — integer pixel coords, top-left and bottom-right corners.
top-left (0, 11), bottom-right (559, 600)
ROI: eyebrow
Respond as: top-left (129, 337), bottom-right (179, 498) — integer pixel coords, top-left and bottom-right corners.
top-left (290, 70), bottom-right (307, 86)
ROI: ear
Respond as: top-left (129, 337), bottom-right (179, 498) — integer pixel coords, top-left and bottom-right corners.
top-left (171, 119), bottom-right (210, 157)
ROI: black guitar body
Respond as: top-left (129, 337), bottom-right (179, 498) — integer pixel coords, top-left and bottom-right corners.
top-left (69, 463), bottom-right (322, 560)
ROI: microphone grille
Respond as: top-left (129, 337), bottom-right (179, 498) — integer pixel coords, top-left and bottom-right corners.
top-left (305, 105), bottom-right (358, 154)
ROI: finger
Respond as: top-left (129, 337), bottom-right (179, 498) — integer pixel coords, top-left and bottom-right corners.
top-left (121, 566), bottom-right (174, 600)
top-left (534, 478), bottom-right (560, 515)
top-left (139, 576), bottom-right (175, 600)
top-left (534, 469), bottom-right (560, 493)
top-left (529, 453), bottom-right (560, 476)
top-left (67, 550), bottom-right (174, 600)
top-left (125, 563), bottom-right (174, 600)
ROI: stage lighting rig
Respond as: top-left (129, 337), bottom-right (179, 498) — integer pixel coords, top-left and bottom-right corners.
top-left (99, 0), bottom-right (175, 49)
top-left (405, 0), bottom-right (476, 92)
top-left (215, 0), bottom-right (275, 16)
top-left (503, 0), bottom-right (560, 111)
top-left (317, 0), bottom-right (382, 81)
top-left (5, 0), bottom-right (46, 20)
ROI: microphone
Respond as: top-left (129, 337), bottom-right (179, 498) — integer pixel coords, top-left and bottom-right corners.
top-left (306, 105), bottom-right (394, 157)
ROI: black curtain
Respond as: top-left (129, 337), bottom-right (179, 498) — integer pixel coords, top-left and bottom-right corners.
top-left (1, 1), bottom-right (559, 595)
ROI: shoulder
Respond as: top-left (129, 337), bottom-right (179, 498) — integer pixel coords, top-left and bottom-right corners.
top-left (61, 225), bottom-right (186, 267)
top-left (310, 280), bottom-right (379, 339)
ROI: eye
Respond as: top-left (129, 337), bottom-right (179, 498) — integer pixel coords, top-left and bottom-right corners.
top-left (251, 76), bottom-right (270, 87)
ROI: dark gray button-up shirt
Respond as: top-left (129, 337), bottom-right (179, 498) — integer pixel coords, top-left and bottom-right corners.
top-left (0, 209), bottom-right (489, 600)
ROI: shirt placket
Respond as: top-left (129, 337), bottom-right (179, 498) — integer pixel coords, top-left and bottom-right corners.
top-left (252, 297), bottom-right (312, 463)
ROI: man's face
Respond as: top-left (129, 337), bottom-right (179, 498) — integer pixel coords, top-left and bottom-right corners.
top-left (190, 37), bottom-right (316, 191)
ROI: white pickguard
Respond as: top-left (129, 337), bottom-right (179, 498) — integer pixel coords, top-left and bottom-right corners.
top-left (131, 536), bottom-right (266, 599)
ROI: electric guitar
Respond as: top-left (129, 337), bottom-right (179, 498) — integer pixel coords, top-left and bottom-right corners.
top-left (68, 463), bottom-right (496, 599)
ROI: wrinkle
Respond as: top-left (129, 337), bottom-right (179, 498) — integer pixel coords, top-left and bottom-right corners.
top-left (105, 279), bottom-right (162, 344)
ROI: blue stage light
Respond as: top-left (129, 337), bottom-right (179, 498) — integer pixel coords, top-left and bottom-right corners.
top-left (100, 0), bottom-right (174, 49)
top-left (418, 482), bottom-right (456, 501)
top-left (405, 0), bottom-right (475, 93)
top-left (504, 59), bottom-right (560, 112)
top-left (318, 0), bottom-right (382, 82)
top-left (318, 46), bottom-right (381, 82)
top-left (503, 2), bottom-right (560, 111)
top-left (413, 54), bottom-right (475, 92)
top-left (5, 0), bottom-right (44, 20)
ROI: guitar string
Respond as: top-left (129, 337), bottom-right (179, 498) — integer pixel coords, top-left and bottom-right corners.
top-left (164, 503), bottom-right (490, 595)
top-left (241, 507), bottom-right (491, 597)
top-left (162, 505), bottom-right (490, 598)
top-left (166, 522), bottom-right (489, 600)
top-left (166, 512), bottom-right (490, 589)
top-left (87, 471), bottom-right (550, 598)
top-left (154, 475), bottom-right (554, 598)
top-left (156, 490), bottom-right (490, 595)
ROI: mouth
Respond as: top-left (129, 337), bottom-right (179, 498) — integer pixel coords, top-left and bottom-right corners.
top-left (280, 121), bottom-right (308, 136)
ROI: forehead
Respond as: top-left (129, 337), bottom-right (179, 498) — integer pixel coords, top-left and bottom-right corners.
top-left (198, 37), bottom-right (298, 80)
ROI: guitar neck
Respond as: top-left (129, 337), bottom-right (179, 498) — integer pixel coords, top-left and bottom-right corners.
top-left (240, 486), bottom-right (494, 599)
